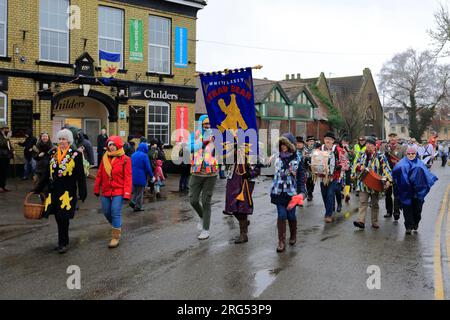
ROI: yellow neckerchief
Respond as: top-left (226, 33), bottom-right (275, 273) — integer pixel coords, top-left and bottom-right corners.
top-left (102, 148), bottom-right (125, 178)
top-left (57, 145), bottom-right (70, 164)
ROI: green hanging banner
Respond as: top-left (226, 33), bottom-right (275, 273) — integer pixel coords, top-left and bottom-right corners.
top-left (130, 19), bottom-right (143, 62)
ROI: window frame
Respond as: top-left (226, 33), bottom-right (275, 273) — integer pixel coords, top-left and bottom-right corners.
top-left (39, 0), bottom-right (70, 64)
top-left (148, 15), bottom-right (172, 75)
top-left (0, 91), bottom-right (7, 123)
top-left (98, 5), bottom-right (124, 70)
top-left (0, 0), bottom-right (7, 57)
top-left (147, 101), bottom-right (171, 145)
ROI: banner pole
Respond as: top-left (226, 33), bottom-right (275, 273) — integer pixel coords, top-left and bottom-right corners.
top-left (195, 65), bottom-right (263, 77)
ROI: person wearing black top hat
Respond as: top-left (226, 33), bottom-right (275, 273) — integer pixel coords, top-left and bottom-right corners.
top-left (319, 132), bottom-right (343, 223)
top-left (304, 136), bottom-right (317, 201)
top-left (296, 136), bottom-right (305, 157)
top-left (0, 122), bottom-right (14, 192)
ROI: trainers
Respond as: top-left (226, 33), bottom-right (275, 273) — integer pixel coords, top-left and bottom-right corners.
top-left (198, 230), bottom-right (210, 240)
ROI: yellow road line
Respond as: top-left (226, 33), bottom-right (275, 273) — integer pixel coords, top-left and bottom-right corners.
top-left (435, 185), bottom-right (450, 300)
top-left (447, 185), bottom-right (450, 297)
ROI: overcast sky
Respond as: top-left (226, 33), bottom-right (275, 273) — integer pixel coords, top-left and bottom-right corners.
top-left (196, 0), bottom-right (446, 84)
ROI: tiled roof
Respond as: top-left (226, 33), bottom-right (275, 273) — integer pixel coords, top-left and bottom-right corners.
top-left (329, 76), bottom-right (364, 96)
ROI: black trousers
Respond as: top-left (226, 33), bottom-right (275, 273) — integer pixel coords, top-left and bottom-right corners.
top-left (306, 176), bottom-right (315, 198)
top-left (402, 199), bottom-right (423, 229)
top-left (55, 213), bottom-right (70, 247)
top-left (0, 158), bottom-right (10, 189)
top-left (385, 185), bottom-right (400, 215)
top-left (442, 155), bottom-right (448, 167)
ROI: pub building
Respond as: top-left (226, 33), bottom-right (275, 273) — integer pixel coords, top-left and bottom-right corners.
top-left (0, 0), bottom-right (206, 169)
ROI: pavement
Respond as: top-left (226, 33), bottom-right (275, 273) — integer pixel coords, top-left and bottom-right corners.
top-left (0, 165), bottom-right (449, 300)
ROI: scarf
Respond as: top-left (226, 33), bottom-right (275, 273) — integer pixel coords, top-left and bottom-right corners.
top-left (57, 145), bottom-right (70, 164)
top-left (102, 148), bottom-right (125, 178)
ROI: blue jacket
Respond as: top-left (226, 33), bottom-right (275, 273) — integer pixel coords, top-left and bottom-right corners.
top-left (131, 143), bottom-right (154, 186)
top-left (392, 156), bottom-right (438, 206)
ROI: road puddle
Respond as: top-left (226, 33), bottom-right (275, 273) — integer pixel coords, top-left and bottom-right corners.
top-left (252, 268), bottom-right (282, 298)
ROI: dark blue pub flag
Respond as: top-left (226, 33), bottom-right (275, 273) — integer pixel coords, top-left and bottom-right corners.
top-left (200, 67), bottom-right (258, 158)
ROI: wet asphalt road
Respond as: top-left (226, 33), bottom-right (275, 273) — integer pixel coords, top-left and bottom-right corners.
top-left (0, 166), bottom-right (449, 300)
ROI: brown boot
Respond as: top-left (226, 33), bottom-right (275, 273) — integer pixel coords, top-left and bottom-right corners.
top-left (288, 220), bottom-right (297, 245)
top-left (276, 219), bottom-right (286, 253)
top-left (235, 219), bottom-right (249, 244)
top-left (109, 228), bottom-right (121, 248)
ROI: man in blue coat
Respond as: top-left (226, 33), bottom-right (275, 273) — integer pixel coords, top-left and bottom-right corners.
top-left (130, 143), bottom-right (154, 212)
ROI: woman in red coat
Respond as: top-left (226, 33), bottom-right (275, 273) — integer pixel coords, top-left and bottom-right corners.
top-left (94, 136), bottom-right (132, 248)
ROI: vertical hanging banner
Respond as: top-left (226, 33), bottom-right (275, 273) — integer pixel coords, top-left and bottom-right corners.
top-left (200, 67), bottom-right (258, 157)
top-left (175, 27), bottom-right (188, 68)
top-left (130, 19), bottom-right (143, 62)
top-left (176, 106), bottom-right (189, 142)
top-left (99, 50), bottom-right (120, 79)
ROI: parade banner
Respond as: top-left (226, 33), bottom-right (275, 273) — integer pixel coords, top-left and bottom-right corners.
top-left (99, 50), bottom-right (121, 79)
top-left (176, 106), bottom-right (189, 142)
top-left (200, 67), bottom-right (258, 157)
top-left (130, 19), bottom-right (144, 62)
top-left (175, 27), bottom-right (188, 68)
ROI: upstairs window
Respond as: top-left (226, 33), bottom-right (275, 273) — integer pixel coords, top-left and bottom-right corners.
top-left (99, 6), bottom-right (124, 69)
top-left (40, 0), bottom-right (69, 63)
top-left (149, 15), bottom-right (171, 74)
top-left (0, 0), bottom-right (7, 57)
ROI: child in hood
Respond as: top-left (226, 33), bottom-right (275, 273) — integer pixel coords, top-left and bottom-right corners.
top-left (154, 159), bottom-right (165, 198)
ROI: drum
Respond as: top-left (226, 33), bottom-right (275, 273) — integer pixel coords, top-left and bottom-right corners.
top-left (361, 169), bottom-right (384, 192)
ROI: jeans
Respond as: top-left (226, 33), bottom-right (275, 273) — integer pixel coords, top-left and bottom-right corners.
top-left (23, 158), bottom-right (36, 179)
top-left (101, 196), bottom-right (123, 229)
top-left (276, 205), bottom-right (296, 221)
top-left (320, 180), bottom-right (338, 217)
top-left (179, 175), bottom-right (189, 190)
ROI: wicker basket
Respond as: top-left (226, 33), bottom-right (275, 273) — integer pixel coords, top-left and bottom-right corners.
top-left (24, 192), bottom-right (45, 220)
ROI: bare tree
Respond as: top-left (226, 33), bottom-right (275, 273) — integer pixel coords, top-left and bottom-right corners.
top-left (428, 3), bottom-right (450, 56)
top-left (334, 93), bottom-right (365, 140)
top-left (379, 49), bottom-right (450, 141)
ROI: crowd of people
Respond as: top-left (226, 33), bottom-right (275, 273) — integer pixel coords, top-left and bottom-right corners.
top-left (0, 118), bottom-right (447, 254)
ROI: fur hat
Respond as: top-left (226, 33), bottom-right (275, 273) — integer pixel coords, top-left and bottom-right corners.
top-left (279, 133), bottom-right (296, 152)
top-left (56, 129), bottom-right (74, 145)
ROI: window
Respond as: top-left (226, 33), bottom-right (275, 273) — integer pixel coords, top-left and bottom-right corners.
top-left (0, 92), bottom-right (6, 122)
top-left (40, 0), bottom-right (69, 63)
top-left (391, 126), bottom-right (396, 132)
top-left (149, 15), bottom-right (171, 74)
top-left (148, 102), bottom-right (170, 145)
top-left (99, 6), bottom-right (124, 69)
top-left (0, 0), bottom-right (7, 57)
top-left (401, 127), bottom-right (406, 133)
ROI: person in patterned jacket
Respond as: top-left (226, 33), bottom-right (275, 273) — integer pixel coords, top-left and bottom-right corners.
top-left (270, 133), bottom-right (306, 253)
top-left (352, 137), bottom-right (392, 230)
